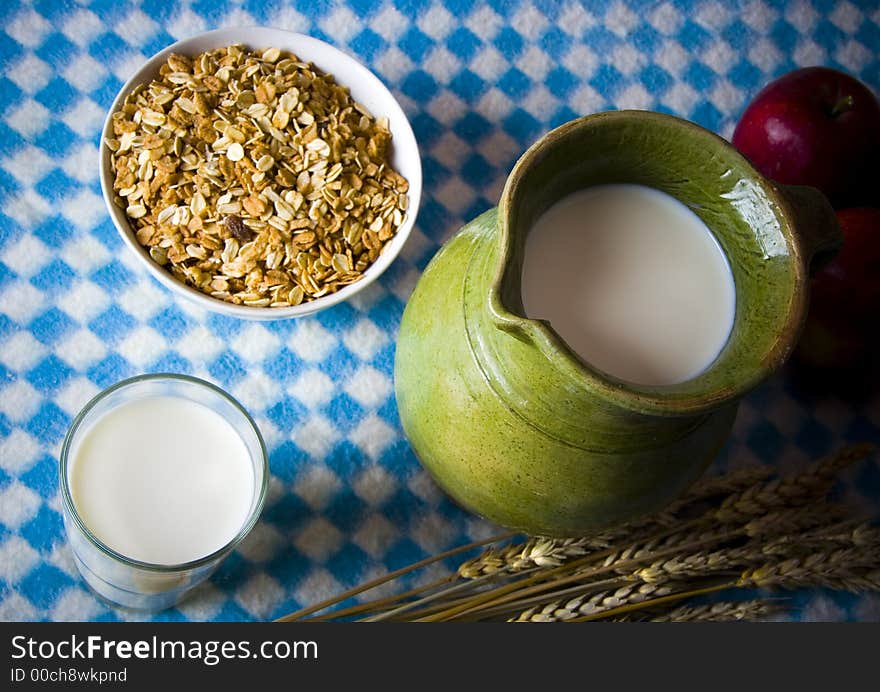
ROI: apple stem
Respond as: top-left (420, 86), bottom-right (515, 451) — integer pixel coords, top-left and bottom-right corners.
top-left (830, 94), bottom-right (855, 118)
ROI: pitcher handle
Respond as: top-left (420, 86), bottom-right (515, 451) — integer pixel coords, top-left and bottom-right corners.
top-left (775, 184), bottom-right (843, 275)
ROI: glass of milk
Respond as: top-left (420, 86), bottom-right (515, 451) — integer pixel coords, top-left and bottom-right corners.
top-left (59, 374), bottom-right (268, 611)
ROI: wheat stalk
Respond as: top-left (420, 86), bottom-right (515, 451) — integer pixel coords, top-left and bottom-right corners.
top-left (632, 547), bottom-right (756, 583)
top-left (457, 448), bottom-right (872, 583)
top-left (739, 547), bottom-right (880, 591)
top-left (511, 581), bottom-right (687, 622)
top-left (759, 522), bottom-right (878, 557)
top-left (438, 527), bottom-right (740, 621)
top-left (714, 444), bottom-right (874, 524)
top-left (666, 465), bottom-right (775, 511)
top-left (275, 531), bottom-right (514, 621)
top-left (594, 526), bottom-right (736, 573)
top-left (426, 497), bottom-right (863, 621)
top-left (632, 516), bottom-right (878, 583)
top-left (493, 494), bottom-right (847, 613)
top-left (563, 552), bottom-right (880, 623)
top-left (646, 599), bottom-right (781, 622)
top-left (457, 466), bottom-right (777, 580)
top-left (450, 516), bottom-right (880, 622)
top-left (457, 537), bottom-right (591, 579)
top-left (277, 444), bottom-right (877, 623)
top-left (742, 503), bottom-right (851, 537)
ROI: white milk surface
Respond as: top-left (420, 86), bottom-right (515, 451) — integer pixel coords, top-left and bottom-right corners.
top-left (521, 184), bottom-right (735, 386)
top-left (69, 395), bottom-right (254, 565)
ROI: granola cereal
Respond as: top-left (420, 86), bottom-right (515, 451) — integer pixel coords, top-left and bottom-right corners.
top-left (105, 45), bottom-right (410, 308)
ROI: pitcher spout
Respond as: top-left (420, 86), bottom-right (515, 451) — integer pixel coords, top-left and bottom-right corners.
top-left (487, 110), bottom-right (838, 418)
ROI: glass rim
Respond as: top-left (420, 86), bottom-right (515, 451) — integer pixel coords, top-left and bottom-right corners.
top-left (59, 373), bottom-right (269, 573)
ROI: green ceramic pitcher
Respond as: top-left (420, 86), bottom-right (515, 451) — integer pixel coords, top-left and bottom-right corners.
top-left (395, 111), bottom-right (841, 537)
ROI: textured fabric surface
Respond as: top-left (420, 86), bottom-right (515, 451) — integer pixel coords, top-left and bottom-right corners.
top-left (1, 0), bottom-right (879, 622)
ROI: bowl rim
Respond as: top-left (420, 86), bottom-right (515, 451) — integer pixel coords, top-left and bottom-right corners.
top-left (99, 26), bottom-right (422, 320)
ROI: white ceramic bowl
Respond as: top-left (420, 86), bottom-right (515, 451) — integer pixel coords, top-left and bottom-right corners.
top-left (99, 27), bottom-right (421, 320)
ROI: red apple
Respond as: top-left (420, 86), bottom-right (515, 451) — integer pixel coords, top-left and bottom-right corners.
top-left (732, 67), bottom-right (880, 208)
top-left (794, 207), bottom-right (880, 371)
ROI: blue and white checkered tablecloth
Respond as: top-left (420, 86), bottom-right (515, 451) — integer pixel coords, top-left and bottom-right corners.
top-left (1, 0), bottom-right (879, 622)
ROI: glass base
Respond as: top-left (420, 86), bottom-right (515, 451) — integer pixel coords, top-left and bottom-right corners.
top-left (72, 552), bottom-right (191, 612)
